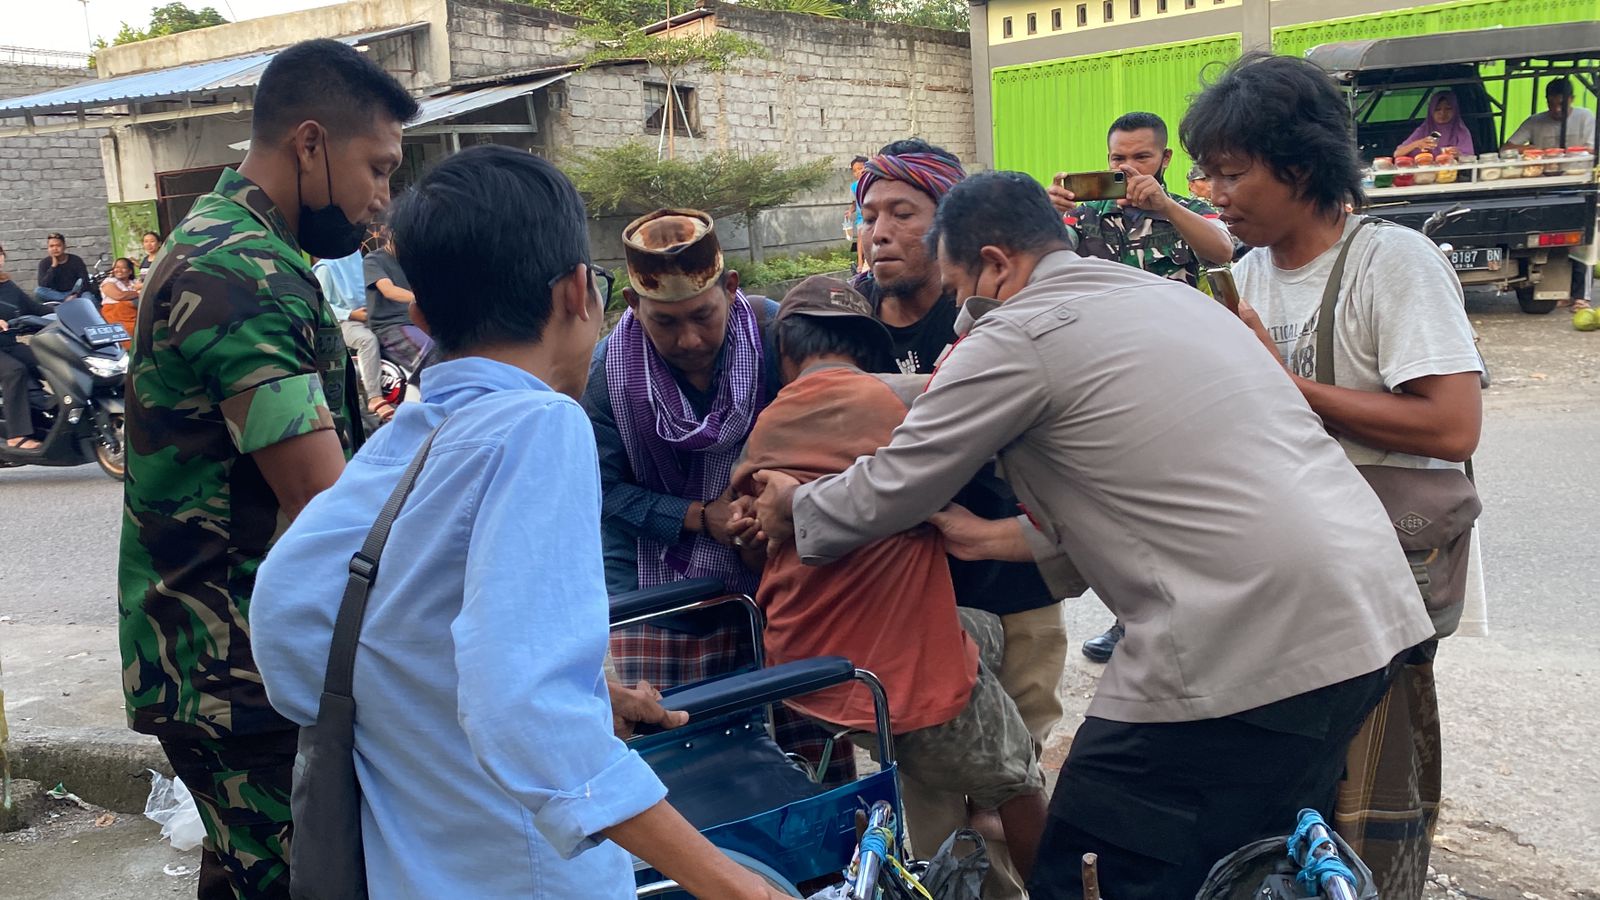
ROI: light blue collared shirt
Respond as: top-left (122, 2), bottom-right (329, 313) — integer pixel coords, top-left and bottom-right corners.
top-left (254, 356), bottom-right (666, 899)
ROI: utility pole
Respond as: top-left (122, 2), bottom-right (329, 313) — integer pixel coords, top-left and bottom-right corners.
top-left (80, 0), bottom-right (95, 52)
top-left (1241, 0), bottom-right (1273, 53)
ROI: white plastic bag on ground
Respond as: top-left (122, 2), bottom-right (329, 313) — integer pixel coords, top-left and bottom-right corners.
top-left (144, 769), bottom-right (206, 851)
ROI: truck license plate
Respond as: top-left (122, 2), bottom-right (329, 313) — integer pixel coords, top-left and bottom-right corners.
top-left (1449, 247), bottom-right (1504, 272)
top-left (84, 323), bottom-right (130, 347)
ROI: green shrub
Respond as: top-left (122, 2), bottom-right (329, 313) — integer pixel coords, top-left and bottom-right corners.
top-left (729, 248), bottom-right (856, 291)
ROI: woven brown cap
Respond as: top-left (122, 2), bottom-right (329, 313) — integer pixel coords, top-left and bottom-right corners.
top-left (622, 208), bottom-right (725, 303)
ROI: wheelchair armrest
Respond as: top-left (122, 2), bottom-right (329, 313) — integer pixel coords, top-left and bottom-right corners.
top-left (661, 657), bottom-right (855, 721)
top-left (609, 578), bottom-right (730, 625)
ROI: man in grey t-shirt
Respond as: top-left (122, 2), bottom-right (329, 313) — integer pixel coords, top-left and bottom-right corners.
top-left (1505, 77), bottom-right (1597, 152)
top-left (1505, 77), bottom-right (1597, 308)
top-left (1185, 54), bottom-right (1483, 899)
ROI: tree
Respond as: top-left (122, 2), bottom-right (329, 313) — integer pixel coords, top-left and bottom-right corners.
top-left (565, 141), bottom-right (832, 261)
top-left (107, 3), bottom-right (230, 45)
top-left (516, 0), bottom-right (666, 28)
top-left (868, 0), bottom-right (968, 30)
top-left (516, 2), bottom-right (763, 158)
top-left (518, 0), bottom-right (967, 30)
top-left (572, 19), bottom-right (763, 159)
top-left (740, 0), bottom-right (847, 15)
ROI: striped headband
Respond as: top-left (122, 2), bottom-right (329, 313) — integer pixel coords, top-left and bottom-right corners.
top-left (854, 151), bottom-right (967, 207)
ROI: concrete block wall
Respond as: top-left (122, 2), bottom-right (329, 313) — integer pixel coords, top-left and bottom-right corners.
top-left (554, 5), bottom-right (974, 163)
top-left (0, 64), bottom-right (111, 292)
top-left (550, 2), bottom-right (974, 259)
top-left (708, 3), bottom-right (976, 165)
top-left (446, 0), bottom-right (580, 80)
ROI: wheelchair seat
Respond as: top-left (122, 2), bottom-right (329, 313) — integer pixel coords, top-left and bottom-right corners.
top-left (638, 708), bottom-right (826, 830)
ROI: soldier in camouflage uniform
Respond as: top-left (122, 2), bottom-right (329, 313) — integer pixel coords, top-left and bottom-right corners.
top-left (1049, 111), bottom-right (1236, 289)
top-left (1047, 112), bottom-right (1237, 667)
top-left (117, 39), bottom-right (416, 900)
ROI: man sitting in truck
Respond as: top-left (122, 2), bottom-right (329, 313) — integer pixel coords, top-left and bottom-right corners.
top-left (1504, 76), bottom-right (1596, 152)
top-left (1505, 77), bottom-right (1597, 309)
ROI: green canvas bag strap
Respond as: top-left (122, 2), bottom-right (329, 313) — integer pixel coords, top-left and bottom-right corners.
top-left (1314, 216), bottom-right (1385, 386)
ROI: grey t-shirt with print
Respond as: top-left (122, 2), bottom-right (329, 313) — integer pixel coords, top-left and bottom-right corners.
top-left (1233, 216), bottom-right (1484, 469)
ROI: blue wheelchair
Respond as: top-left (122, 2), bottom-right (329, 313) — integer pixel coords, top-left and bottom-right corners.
top-left (609, 578), bottom-right (908, 899)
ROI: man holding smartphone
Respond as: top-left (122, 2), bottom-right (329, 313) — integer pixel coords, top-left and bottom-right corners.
top-left (1048, 112), bottom-right (1235, 665)
top-left (1048, 112), bottom-right (1234, 291)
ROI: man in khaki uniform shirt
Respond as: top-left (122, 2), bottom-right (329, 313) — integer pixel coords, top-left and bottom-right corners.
top-left (751, 172), bottom-right (1433, 899)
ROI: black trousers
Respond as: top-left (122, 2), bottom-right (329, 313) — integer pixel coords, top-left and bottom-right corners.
top-left (1027, 661), bottom-right (1398, 900)
top-left (0, 342), bottom-right (38, 440)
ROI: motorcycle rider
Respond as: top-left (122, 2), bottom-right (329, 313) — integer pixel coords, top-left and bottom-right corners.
top-left (0, 245), bottom-right (52, 450)
top-left (363, 225), bottom-right (426, 374)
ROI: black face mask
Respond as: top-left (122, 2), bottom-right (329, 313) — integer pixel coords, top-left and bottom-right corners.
top-left (297, 129), bottom-right (366, 260)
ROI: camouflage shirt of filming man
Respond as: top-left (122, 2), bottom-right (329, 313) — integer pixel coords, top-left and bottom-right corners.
top-left (118, 167), bottom-right (354, 739)
top-left (1068, 194), bottom-right (1225, 287)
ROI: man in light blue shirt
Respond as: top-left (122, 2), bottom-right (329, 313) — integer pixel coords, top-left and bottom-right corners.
top-left (313, 249), bottom-right (386, 420)
top-left (253, 146), bottom-right (788, 900)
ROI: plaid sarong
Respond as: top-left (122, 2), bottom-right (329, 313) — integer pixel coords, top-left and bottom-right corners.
top-left (610, 622), bottom-right (856, 789)
top-left (1333, 652), bottom-right (1441, 900)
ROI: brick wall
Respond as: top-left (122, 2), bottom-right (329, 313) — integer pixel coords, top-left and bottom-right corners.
top-left (0, 64), bottom-right (111, 292)
top-left (549, 2), bottom-right (975, 257)
top-left (556, 5), bottom-right (974, 161)
top-left (446, 0), bottom-right (578, 80)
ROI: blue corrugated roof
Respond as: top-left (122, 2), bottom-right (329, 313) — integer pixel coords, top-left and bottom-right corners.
top-left (410, 72), bottom-right (572, 128)
top-left (0, 24), bottom-right (425, 118)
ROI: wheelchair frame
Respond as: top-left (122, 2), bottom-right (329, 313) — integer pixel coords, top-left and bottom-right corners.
top-left (609, 578), bottom-right (908, 898)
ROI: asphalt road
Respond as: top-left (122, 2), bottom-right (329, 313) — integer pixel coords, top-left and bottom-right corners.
top-left (0, 463), bottom-right (122, 629)
top-left (1, 291), bottom-right (1597, 898)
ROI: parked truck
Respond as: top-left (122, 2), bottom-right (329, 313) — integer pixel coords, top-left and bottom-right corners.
top-left (1308, 22), bottom-right (1600, 313)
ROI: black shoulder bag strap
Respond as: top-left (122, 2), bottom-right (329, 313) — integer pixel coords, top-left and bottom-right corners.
top-left (326, 424), bottom-right (444, 697)
top-left (289, 423), bottom-right (443, 900)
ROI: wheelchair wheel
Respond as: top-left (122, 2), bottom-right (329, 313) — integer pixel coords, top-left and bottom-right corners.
top-left (635, 847), bottom-right (803, 898)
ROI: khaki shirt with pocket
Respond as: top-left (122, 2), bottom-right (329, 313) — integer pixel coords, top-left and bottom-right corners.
top-left (793, 251), bottom-right (1434, 724)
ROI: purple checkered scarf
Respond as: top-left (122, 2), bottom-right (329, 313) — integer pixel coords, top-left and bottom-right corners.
top-left (606, 291), bottom-right (764, 593)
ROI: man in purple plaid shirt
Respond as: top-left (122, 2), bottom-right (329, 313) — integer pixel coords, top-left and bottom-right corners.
top-left (582, 209), bottom-right (853, 787)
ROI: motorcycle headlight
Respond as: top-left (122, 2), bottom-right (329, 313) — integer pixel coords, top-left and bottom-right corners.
top-left (86, 356), bottom-right (128, 379)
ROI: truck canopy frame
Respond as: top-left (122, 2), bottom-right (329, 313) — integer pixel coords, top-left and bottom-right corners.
top-left (1308, 22), bottom-right (1600, 151)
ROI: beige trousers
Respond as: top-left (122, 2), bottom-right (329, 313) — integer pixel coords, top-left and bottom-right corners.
top-left (900, 603), bottom-right (1068, 900)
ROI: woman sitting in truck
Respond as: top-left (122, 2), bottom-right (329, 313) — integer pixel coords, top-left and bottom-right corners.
top-left (1396, 90), bottom-right (1475, 157)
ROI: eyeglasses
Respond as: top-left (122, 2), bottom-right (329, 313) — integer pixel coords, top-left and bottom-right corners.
top-left (549, 263), bottom-right (616, 309)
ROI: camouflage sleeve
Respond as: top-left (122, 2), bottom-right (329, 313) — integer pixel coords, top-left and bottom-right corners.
top-left (1179, 195), bottom-right (1221, 217)
top-left (167, 267), bottom-right (334, 455)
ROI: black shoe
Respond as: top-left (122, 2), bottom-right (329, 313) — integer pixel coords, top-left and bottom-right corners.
top-left (1081, 621), bottom-right (1124, 664)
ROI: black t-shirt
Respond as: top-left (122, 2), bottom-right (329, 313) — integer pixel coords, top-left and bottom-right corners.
top-left (36, 254), bottom-right (88, 294)
top-left (854, 272), bottom-right (960, 376)
top-left (853, 273), bottom-right (1058, 616)
top-left (363, 251), bottom-right (413, 329)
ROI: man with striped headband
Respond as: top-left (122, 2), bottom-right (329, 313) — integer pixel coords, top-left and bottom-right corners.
top-left (582, 208), bottom-right (852, 787)
top-left (851, 139), bottom-right (968, 376)
top-left (853, 140), bottom-right (1069, 900)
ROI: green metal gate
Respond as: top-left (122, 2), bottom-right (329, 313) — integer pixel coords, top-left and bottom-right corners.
top-left (992, 35), bottom-right (1240, 186)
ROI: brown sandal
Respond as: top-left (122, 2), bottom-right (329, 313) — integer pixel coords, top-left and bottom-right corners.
top-left (367, 398), bottom-right (398, 424)
top-left (4, 437), bottom-right (42, 451)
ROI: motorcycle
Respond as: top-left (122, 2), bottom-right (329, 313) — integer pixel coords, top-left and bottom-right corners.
top-left (368, 324), bottom-right (432, 418)
top-left (0, 295), bottom-right (128, 480)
